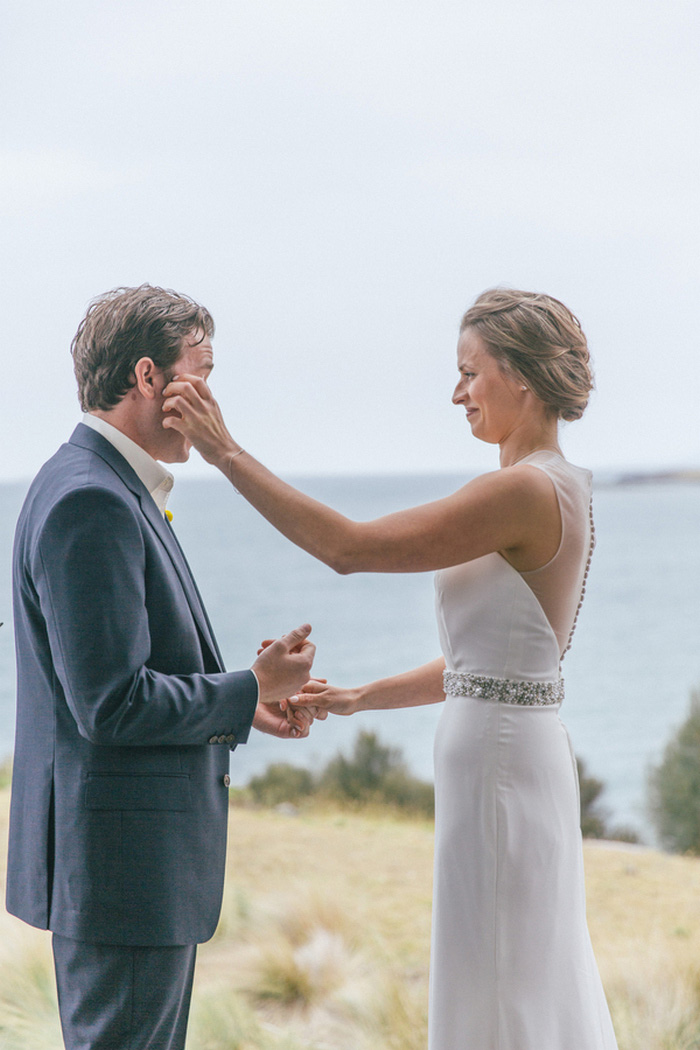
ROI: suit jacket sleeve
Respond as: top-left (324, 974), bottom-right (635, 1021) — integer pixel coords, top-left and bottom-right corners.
top-left (32, 484), bottom-right (258, 747)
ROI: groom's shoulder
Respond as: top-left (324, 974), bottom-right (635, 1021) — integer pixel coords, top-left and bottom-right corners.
top-left (31, 428), bottom-right (124, 495)
top-left (18, 429), bottom-right (136, 541)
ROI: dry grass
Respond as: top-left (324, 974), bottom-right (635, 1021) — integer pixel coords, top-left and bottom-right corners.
top-left (3, 791), bottom-right (700, 1048)
top-left (585, 841), bottom-right (700, 1049)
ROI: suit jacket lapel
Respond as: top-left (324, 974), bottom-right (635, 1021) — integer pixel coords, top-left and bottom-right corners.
top-left (161, 519), bottom-right (226, 669)
top-left (69, 424), bottom-right (224, 672)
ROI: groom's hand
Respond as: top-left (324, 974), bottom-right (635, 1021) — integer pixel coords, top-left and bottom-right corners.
top-left (257, 640), bottom-right (329, 728)
top-left (252, 700), bottom-right (313, 739)
top-left (252, 624), bottom-right (316, 709)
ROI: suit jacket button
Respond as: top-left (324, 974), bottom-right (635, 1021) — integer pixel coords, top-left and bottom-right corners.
top-left (217, 735), bottom-right (227, 744)
top-left (226, 734), bottom-right (235, 744)
top-left (223, 774), bottom-right (231, 788)
top-left (208, 735), bottom-right (218, 744)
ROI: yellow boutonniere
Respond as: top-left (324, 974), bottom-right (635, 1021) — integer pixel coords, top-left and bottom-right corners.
top-left (165, 509), bottom-right (173, 523)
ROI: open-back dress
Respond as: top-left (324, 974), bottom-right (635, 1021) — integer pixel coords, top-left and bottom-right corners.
top-left (430, 450), bottom-right (617, 1049)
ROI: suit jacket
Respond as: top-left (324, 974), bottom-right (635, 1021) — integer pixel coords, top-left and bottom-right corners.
top-left (6, 423), bottom-right (259, 946)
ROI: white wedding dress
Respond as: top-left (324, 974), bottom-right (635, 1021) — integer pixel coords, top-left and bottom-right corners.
top-left (430, 451), bottom-right (617, 1049)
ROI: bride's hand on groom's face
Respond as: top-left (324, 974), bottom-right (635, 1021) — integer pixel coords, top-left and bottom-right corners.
top-left (161, 374), bottom-right (236, 466)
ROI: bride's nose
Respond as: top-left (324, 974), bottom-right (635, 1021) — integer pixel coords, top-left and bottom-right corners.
top-left (452, 379), bottom-right (466, 405)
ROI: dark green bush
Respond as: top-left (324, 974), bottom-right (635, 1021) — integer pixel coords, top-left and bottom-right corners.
top-left (246, 731), bottom-right (434, 817)
top-left (578, 757), bottom-right (608, 838)
top-left (248, 763), bottom-right (315, 806)
top-left (377, 768), bottom-right (435, 818)
top-left (578, 756), bottom-right (639, 842)
top-left (648, 688), bottom-right (700, 853)
top-left (319, 731), bottom-right (403, 801)
top-left (244, 731), bottom-right (626, 832)
top-left (319, 732), bottom-right (434, 817)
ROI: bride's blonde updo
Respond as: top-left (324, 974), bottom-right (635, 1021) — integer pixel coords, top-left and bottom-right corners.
top-left (460, 289), bottom-right (594, 422)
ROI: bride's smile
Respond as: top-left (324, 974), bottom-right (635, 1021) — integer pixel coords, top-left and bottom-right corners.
top-left (453, 327), bottom-right (539, 454)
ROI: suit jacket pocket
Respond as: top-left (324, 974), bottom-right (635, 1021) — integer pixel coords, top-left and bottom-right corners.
top-left (84, 772), bottom-right (192, 811)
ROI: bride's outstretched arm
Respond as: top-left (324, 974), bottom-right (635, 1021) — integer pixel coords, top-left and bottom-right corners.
top-left (289, 657), bottom-right (446, 717)
top-left (162, 375), bottom-right (557, 574)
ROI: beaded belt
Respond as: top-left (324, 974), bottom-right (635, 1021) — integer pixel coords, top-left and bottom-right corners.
top-left (442, 670), bottom-right (564, 707)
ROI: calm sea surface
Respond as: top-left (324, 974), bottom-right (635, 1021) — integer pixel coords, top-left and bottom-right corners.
top-left (1, 473), bottom-right (698, 842)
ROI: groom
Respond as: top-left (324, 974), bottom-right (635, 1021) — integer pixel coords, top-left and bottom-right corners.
top-left (7, 284), bottom-right (316, 1050)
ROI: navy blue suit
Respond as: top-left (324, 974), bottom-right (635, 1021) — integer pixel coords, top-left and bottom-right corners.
top-left (7, 423), bottom-right (259, 1045)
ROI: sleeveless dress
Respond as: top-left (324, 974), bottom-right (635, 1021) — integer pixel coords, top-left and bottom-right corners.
top-left (430, 451), bottom-right (618, 1050)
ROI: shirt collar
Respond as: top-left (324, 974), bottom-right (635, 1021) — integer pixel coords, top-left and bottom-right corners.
top-left (81, 413), bottom-right (174, 517)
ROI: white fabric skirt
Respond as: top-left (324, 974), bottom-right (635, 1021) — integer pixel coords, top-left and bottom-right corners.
top-left (429, 695), bottom-right (618, 1050)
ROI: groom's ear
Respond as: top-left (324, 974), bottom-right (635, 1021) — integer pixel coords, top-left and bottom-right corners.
top-left (133, 357), bottom-right (160, 401)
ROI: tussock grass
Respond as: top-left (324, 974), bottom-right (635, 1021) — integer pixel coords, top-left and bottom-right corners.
top-left (249, 927), bottom-right (351, 1006)
top-left (0, 922), bottom-right (63, 1049)
top-left (606, 954), bottom-right (700, 1050)
top-left (187, 989), bottom-right (311, 1050)
top-left (584, 841), bottom-right (700, 1050)
top-left (3, 790), bottom-right (700, 1048)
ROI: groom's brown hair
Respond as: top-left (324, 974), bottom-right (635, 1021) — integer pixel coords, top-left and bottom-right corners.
top-left (72, 284), bottom-right (214, 411)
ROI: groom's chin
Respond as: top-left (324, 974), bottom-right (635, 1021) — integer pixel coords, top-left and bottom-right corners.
top-left (161, 440), bottom-right (191, 465)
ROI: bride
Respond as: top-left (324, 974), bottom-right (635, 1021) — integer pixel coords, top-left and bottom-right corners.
top-left (162, 288), bottom-right (618, 1049)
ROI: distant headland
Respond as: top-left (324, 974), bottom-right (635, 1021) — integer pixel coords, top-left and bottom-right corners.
top-left (610, 468), bottom-right (700, 486)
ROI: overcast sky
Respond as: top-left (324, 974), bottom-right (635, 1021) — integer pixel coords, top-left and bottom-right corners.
top-left (2, 0), bottom-right (698, 482)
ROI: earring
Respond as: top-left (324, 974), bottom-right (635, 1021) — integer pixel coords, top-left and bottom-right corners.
top-left (520, 386), bottom-right (528, 391)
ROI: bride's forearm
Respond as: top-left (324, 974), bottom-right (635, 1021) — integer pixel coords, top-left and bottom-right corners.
top-left (161, 374), bottom-right (361, 572)
top-left (163, 374), bottom-right (522, 575)
top-left (354, 657), bottom-right (446, 711)
top-left (215, 447), bottom-right (363, 574)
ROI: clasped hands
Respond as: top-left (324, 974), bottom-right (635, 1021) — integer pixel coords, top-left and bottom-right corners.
top-left (251, 625), bottom-right (357, 740)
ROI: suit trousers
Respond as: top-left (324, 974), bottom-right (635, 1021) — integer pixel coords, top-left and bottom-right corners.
top-left (52, 934), bottom-right (197, 1050)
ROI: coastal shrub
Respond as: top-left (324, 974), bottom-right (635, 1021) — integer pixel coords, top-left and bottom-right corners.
top-left (374, 768), bottom-right (435, 818)
top-left (319, 731), bottom-right (403, 801)
top-left (244, 732), bottom-right (631, 831)
top-left (248, 763), bottom-right (315, 807)
top-left (318, 731), bottom-right (434, 817)
top-left (245, 731), bottom-right (435, 817)
top-left (648, 688), bottom-right (700, 853)
top-left (578, 756), bottom-right (639, 843)
top-left (578, 757), bottom-right (608, 839)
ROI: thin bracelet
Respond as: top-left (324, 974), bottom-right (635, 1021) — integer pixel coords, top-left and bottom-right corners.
top-left (227, 448), bottom-right (245, 493)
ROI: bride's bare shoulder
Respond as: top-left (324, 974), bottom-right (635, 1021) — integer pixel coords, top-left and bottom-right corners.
top-left (453, 462), bottom-right (557, 510)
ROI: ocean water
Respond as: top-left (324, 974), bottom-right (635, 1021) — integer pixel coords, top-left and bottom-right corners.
top-left (1, 473), bottom-right (698, 842)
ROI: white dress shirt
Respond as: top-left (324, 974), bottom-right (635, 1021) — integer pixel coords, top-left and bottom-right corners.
top-left (81, 413), bottom-right (174, 518)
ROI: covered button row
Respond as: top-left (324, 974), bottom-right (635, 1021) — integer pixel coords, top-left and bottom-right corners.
top-left (208, 733), bottom-right (236, 745)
